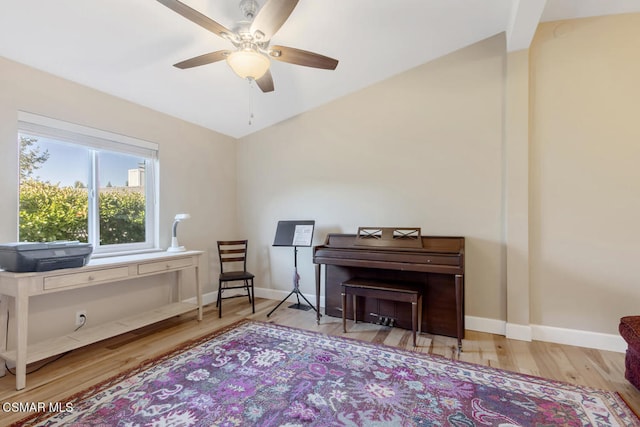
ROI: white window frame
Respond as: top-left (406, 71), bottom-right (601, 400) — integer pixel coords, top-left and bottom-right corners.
top-left (18, 111), bottom-right (159, 255)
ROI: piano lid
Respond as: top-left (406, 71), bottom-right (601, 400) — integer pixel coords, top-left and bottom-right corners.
top-left (317, 228), bottom-right (464, 255)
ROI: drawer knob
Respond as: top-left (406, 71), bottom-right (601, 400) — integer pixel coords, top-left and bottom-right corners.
top-left (88, 275), bottom-right (95, 281)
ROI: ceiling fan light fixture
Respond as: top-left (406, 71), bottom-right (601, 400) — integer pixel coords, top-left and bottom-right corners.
top-left (226, 48), bottom-right (270, 80)
top-left (158, 0), bottom-right (339, 93)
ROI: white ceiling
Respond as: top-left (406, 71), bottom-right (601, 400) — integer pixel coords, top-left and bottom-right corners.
top-left (1, 0), bottom-right (639, 138)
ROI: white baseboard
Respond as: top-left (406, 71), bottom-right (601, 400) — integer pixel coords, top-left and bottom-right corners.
top-left (464, 315), bottom-right (625, 353)
top-left (530, 324), bottom-right (626, 353)
top-left (465, 315), bottom-right (507, 336)
top-left (505, 322), bottom-right (533, 342)
top-left (198, 291), bottom-right (218, 306)
top-left (190, 289), bottom-right (627, 353)
top-left (190, 288), bottom-right (324, 311)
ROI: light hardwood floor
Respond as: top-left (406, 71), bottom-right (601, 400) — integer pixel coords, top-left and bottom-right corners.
top-left (0, 297), bottom-right (638, 424)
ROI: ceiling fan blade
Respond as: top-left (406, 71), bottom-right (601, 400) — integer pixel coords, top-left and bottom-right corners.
top-left (250, 0), bottom-right (299, 42)
top-left (256, 69), bottom-right (275, 93)
top-left (174, 50), bottom-right (230, 69)
top-left (269, 45), bottom-right (338, 70)
top-left (157, 0), bottom-right (233, 39)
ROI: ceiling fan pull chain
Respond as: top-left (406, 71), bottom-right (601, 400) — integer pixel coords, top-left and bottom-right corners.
top-left (248, 78), bottom-right (255, 125)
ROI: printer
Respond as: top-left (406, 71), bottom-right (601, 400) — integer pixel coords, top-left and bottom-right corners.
top-left (0, 241), bottom-right (93, 272)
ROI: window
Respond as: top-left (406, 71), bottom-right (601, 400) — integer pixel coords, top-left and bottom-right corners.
top-left (18, 112), bottom-right (159, 255)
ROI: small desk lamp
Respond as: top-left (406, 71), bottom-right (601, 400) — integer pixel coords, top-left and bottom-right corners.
top-left (167, 213), bottom-right (191, 252)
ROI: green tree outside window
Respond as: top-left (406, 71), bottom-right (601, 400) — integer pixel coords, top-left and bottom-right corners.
top-left (19, 136), bottom-right (145, 245)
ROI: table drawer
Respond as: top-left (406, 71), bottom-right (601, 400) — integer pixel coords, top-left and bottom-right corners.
top-left (138, 257), bottom-right (193, 275)
top-left (44, 267), bottom-right (131, 290)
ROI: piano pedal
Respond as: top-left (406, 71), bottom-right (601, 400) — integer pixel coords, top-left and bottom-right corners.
top-left (371, 314), bottom-right (396, 327)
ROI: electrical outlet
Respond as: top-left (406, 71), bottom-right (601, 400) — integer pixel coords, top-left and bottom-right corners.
top-left (75, 310), bottom-right (87, 327)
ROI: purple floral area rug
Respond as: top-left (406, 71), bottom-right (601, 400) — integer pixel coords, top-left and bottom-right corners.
top-left (15, 319), bottom-right (639, 426)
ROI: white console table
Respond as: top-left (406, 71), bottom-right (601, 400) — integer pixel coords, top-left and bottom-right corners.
top-left (0, 250), bottom-right (203, 390)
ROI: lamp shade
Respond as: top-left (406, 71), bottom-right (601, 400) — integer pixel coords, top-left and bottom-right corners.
top-left (226, 49), bottom-right (270, 80)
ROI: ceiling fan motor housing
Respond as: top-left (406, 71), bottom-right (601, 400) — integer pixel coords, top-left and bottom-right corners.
top-left (239, 0), bottom-right (259, 20)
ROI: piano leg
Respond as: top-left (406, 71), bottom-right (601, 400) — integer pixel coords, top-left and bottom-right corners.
top-left (355, 295), bottom-right (360, 323)
top-left (315, 264), bottom-right (321, 325)
top-left (411, 301), bottom-right (417, 347)
top-left (455, 274), bottom-right (464, 353)
top-left (342, 291), bottom-right (346, 332)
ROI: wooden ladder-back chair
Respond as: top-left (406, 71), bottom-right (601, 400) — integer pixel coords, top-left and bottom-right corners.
top-left (216, 240), bottom-right (255, 318)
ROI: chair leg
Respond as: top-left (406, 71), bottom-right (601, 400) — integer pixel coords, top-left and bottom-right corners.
top-left (245, 280), bottom-right (252, 304)
top-left (250, 278), bottom-right (255, 313)
top-left (218, 280), bottom-right (223, 318)
top-left (217, 278), bottom-right (254, 317)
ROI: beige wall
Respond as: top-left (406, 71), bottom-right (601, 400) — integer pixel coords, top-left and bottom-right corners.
top-left (238, 13), bottom-right (640, 347)
top-left (0, 56), bottom-right (237, 343)
top-left (505, 48), bottom-right (531, 338)
top-left (2, 12), bottom-right (638, 351)
top-left (237, 35), bottom-right (507, 324)
top-left (529, 14), bottom-right (640, 335)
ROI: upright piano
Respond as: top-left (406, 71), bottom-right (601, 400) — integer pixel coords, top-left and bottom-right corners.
top-left (313, 227), bottom-right (465, 349)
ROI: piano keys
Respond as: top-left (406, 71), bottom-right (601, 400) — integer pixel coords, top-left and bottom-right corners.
top-left (313, 228), bottom-right (465, 350)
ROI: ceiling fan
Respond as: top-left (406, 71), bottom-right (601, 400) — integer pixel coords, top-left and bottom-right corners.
top-left (157, 0), bottom-right (339, 93)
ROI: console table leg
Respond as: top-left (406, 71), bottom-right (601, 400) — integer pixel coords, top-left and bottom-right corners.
top-left (315, 264), bottom-right (321, 325)
top-left (195, 265), bottom-right (202, 321)
top-left (176, 270), bottom-right (182, 303)
top-left (15, 286), bottom-right (29, 390)
top-left (0, 296), bottom-right (7, 378)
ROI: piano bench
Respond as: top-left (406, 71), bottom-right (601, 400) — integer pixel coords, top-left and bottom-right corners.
top-left (341, 279), bottom-right (423, 347)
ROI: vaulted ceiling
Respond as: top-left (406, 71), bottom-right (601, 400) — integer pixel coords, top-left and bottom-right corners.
top-left (1, 1), bottom-right (639, 138)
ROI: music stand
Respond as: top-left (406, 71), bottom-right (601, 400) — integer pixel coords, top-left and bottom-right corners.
top-left (267, 220), bottom-right (319, 317)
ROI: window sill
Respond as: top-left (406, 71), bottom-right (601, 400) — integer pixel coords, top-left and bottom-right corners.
top-left (91, 248), bottom-right (165, 259)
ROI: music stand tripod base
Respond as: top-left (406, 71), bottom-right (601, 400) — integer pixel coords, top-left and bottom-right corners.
top-left (289, 303), bottom-right (312, 311)
top-left (266, 275), bottom-right (318, 317)
top-left (268, 220), bottom-right (320, 318)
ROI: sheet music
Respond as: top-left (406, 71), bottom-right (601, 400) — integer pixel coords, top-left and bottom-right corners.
top-left (292, 224), bottom-right (313, 246)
